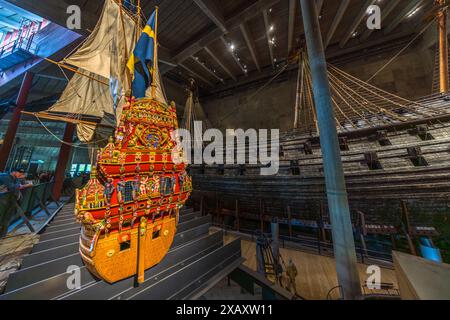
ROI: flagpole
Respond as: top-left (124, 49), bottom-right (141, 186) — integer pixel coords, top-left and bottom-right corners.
top-left (137, 0), bottom-right (141, 32)
top-left (151, 6), bottom-right (159, 99)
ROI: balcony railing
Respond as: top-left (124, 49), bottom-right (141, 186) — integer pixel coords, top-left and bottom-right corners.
top-left (0, 33), bottom-right (38, 59)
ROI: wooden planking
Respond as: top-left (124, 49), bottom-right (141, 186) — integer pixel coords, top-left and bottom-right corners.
top-left (189, 118), bottom-right (450, 225)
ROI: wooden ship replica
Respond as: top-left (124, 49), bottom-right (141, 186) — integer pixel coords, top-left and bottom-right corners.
top-left (76, 96), bottom-right (191, 283)
top-left (27, 0), bottom-right (192, 283)
top-left (186, 3), bottom-right (450, 256)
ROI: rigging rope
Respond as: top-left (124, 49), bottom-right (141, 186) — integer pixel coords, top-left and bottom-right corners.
top-left (34, 115), bottom-right (109, 149)
top-left (366, 18), bottom-right (436, 83)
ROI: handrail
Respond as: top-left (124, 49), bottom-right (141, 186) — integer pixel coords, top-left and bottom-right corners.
top-left (0, 32), bottom-right (38, 58)
top-left (0, 179), bottom-right (75, 237)
top-left (212, 222), bottom-right (395, 267)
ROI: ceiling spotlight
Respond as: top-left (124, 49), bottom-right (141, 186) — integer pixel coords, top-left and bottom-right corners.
top-left (269, 25), bottom-right (274, 32)
top-left (351, 31), bottom-right (358, 38)
top-left (230, 43), bottom-right (235, 51)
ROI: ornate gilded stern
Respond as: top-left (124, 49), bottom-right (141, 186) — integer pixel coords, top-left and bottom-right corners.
top-left (74, 97), bottom-right (192, 284)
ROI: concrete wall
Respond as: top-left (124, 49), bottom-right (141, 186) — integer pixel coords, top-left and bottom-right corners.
top-left (201, 46), bottom-right (435, 132)
top-left (341, 47), bottom-right (435, 99)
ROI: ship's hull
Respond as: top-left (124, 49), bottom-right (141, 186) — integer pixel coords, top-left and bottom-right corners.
top-left (189, 107), bottom-right (450, 230)
top-left (75, 97), bottom-right (192, 284)
top-left (79, 213), bottom-right (177, 284)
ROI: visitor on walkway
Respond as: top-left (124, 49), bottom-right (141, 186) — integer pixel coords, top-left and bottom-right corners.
top-left (0, 169), bottom-right (33, 195)
top-left (286, 258), bottom-right (299, 296)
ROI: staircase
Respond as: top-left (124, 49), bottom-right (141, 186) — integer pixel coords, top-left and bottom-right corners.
top-left (0, 204), bottom-right (243, 300)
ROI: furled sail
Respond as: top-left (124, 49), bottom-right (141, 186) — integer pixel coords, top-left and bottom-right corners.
top-left (63, 0), bottom-right (136, 81)
top-left (47, 0), bottom-right (137, 142)
top-left (47, 71), bottom-right (115, 142)
top-left (181, 87), bottom-right (211, 148)
top-left (43, 0), bottom-right (168, 142)
top-left (145, 52), bottom-right (168, 105)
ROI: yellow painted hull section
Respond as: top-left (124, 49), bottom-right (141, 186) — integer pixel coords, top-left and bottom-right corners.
top-left (79, 216), bottom-right (176, 284)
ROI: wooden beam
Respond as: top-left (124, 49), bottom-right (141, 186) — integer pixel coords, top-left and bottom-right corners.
top-left (240, 23), bottom-right (261, 72)
top-left (190, 56), bottom-right (223, 83)
top-left (339, 0), bottom-right (377, 48)
top-left (287, 0), bottom-right (296, 55)
top-left (6, 0), bottom-right (176, 66)
top-left (324, 0), bottom-right (350, 48)
top-left (178, 63), bottom-right (214, 87)
top-left (205, 30), bottom-right (415, 97)
top-left (204, 46), bottom-right (237, 81)
top-left (5, 0), bottom-right (98, 35)
top-left (316, 0), bottom-right (324, 13)
top-left (172, 0), bottom-right (280, 65)
top-left (220, 36), bottom-right (246, 74)
top-left (263, 9), bottom-right (275, 68)
top-left (361, 0), bottom-right (401, 41)
top-left (384, 0), bottom-right (426, 35)
top-left (172, 29), bottom-right (223, 65)
top-left (193, 0), bottom-right (227, 33)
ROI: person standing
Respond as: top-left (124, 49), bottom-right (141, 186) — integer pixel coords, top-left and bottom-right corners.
top-left (286, 258), bottom-right (299, 296)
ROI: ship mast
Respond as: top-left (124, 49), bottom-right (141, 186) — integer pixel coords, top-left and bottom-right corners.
top-left (438, 0), bottom-right (449, 93)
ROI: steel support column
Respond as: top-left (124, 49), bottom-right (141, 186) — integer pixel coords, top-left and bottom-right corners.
top-left (0, 72), bottom-right (34, 171)
top-left (271, 217), bottom-right (280, 264)
top-left (53, 123), bottom-right (75, 200)
top-left (299, 0), bottom-right (361, 300)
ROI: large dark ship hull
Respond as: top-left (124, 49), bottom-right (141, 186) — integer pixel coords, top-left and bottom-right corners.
top-left (189, 95), bottom-right (450, 234)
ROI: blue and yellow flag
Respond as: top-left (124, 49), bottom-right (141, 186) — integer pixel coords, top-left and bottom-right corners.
top-left (127, 10), bottom-right (156, 98)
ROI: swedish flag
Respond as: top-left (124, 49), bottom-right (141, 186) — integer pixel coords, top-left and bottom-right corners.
top-left (127, 10), bottom-right (156, 98)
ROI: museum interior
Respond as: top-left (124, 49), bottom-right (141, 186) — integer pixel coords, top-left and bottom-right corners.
top-left (0, 0), bottom-right (449, 301)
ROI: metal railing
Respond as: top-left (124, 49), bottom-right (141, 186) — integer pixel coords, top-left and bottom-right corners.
top-left (0, 181), bottom-right (73, 237)
top-left (0, 33), bottom-right (38, 59)
top-left (213, 222), bottom-right (394, 267)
